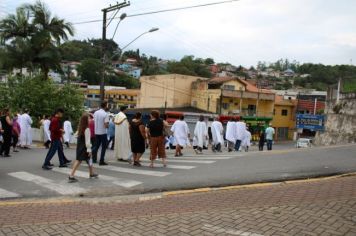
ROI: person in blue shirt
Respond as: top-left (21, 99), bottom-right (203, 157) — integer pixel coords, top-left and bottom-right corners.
top-left (265, 124), bottom-right (275, 151)
top-left (107, 116), bottom-right (116, 150)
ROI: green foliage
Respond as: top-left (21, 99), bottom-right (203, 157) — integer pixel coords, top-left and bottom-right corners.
top-left (167, 55), bottom-right (212, 78)
top-left (108, 74), bottom-right (139, 89)
top-left (0, 0), bottom-right (74, 79)
top-left (0, 76), bottom-right (83, 127)
top-left (77, 58), bottom-right (101, 85)
top-left (59, 39), bottom-right (118, 61)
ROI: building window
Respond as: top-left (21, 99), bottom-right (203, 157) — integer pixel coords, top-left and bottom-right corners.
top-left (223, 85), bottom-right (235, 90)
top-left (281, 109), bottom-right (288, 116)
top-left (222, 103), bottom-right (229, 110)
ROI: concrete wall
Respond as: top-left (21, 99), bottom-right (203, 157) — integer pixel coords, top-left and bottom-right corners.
top-left (314, 95), bottom-right (356, 145)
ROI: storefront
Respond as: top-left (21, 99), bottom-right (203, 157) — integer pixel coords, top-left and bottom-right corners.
top-left (242, 116), bottom-right (272, 141)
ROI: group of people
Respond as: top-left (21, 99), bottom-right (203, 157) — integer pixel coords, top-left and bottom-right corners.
top-left (171, 116), bottom-right (276, 156)
top-left (2, 104), bottom-right (276, 183)
top-left (0, 108), bottom-right (33, 157)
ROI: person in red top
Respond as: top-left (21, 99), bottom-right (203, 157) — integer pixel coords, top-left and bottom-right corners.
top-left (42, 108), bottom-right (68, 170)
top-left (89, 113), bottom-right (95, 145)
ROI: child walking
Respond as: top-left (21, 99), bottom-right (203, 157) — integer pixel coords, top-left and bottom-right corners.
top-left (69, 113), bottom-right (98, 183)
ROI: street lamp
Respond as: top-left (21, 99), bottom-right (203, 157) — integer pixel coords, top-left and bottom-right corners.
top-left (100, 12), bottom-right (127, 103)
top-left (110, 27), bottom-right (159, 61)
top-left (111, 13), bottom-right (127, 40)
top-left (120, 27), bottom-right (159, 52)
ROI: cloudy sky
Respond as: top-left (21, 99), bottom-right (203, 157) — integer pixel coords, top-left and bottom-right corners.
top-left (2, 0), bottom-right (356, 67)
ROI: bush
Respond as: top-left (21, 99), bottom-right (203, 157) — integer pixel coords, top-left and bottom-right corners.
top-left (0, 76), bottom-right (84, 128)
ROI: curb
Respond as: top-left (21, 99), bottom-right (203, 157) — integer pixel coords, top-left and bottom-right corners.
top-left (162, 172), bottom-right (356, 197)
top-left (1, 173), bottom-right (355, 206)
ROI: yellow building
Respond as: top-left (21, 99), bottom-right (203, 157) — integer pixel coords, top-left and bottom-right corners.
top-left (138, 74), bottom-right (209, 108)
top-left (105, 89), bottom-right (139, 110)
top-left (84, 85), bottom-right (139, 110)
top-left (272, 95), bottom-right (297, 140)
top-left (191, 77), bottom-right (275, 139)
top-left (191, 77), bottom-right (275, 117)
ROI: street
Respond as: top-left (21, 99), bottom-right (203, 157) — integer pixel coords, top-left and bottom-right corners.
top-left (0, 174), bottom-right (355, 235)
top-left (0, 143), bottom-right (355, 199)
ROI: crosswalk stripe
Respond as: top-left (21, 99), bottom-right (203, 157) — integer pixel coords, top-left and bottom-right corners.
top-left (8, 172), bottom-right (85, 195)
top-left (109, 161), bottom-right (195, 170)
top-left (141, 159), bottom-right (215, 164)
top-left (171, 156), bottom-right (234, 160)
top-left (0, 188), bottom-right (21, 199)
top-left (94, 165), bottom-right (171, 177)
top-left (52, 168), bottom-right (142, 188)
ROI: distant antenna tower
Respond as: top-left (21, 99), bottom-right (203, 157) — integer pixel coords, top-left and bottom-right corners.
top-left (350, 59), bottom-right (353, 65)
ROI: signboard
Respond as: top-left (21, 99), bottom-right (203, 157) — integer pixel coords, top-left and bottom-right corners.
top-left (296, 114), bottom-right (325, 131)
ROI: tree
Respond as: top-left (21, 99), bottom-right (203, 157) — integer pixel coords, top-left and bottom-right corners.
top-left (167, 56), bottom-right (212, 78)
top-left (204, 58), bottom-right (215, 65)
top-left (0, 1), bottom-right (74, 79)
top-left (0, 76), bottom-right (83, 127)
top-left (77, 58), bottom-right (101, 85)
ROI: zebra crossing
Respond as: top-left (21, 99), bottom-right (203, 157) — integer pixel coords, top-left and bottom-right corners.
top-left (0, 151), bottom-right (243, 199)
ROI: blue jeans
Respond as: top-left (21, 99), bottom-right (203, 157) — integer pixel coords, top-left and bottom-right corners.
top-left (43, 140), bottom-right (65, 166)
top-left (92, 134), bottom-right (108, 163)
top-left (235, 140), bottom-right (242, 151)
top-left (267, 139), bottom-right (273, 150)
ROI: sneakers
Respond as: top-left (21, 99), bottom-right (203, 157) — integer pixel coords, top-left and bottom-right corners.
top-left (90, 173), bottom-right (99, 178)
top-left (59, 164), bottom-right (68, 168)
top-left (42, 165), bottom-right (53, 170)
top-left (133, 161), bottom-right (142, 167)
top-left (99, 161), bottom-right (108, 166)
top-left (68, 176), bottom-right (78, 183)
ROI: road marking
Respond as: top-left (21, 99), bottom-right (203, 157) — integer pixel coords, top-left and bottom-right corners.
top-left (94, 165), bottom-right (171, 177)
top-left (202, 224), bottom-right (264, 236)
top-left (8, 172), bottom-right (85, 195)
top-left (0, 188), bottom-right (21, 199)
top-left (171, 156), bottom-right (234, 160)
top-left (109, 161), bottom-right (196, 170)
top-left (140, 163), bottom-right (195, 170)
top-left (142, 159), bottom-right (215, 164)
top-left (52, 167), bottom-right (142, 188)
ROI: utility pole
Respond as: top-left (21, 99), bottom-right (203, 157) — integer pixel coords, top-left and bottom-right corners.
top-left (100, 1), bottom-right (130, 102)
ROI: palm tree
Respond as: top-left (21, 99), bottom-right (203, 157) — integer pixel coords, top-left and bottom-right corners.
top-left (23, 1), bottom-right (74, 79)
top-left (0, 8), bottom-right (32, 42)
top-left (0, 1), bottom-right (74, 79)
top-left (0, 8), bottom-right (34, 74)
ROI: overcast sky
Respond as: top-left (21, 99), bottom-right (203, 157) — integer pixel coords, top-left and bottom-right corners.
top-left (2, 0), bottom-right (356, 67)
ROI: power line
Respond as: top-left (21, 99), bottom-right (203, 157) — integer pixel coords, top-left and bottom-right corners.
top-left (73, 0), bottom-right (240, 25)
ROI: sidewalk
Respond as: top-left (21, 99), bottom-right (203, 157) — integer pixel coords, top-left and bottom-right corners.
top-left (0, 175), bottom-right (355, 235)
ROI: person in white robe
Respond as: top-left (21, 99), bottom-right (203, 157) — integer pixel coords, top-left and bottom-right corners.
top-left (242, 127), bottom-right (252, 152)
top-left (20, 109), bottom-right (33, 148)
top-left (235, 118), bottom-right (246, 151)
top-left (193, 115), bottom-right (208, 154)
top-left (170, 116), bottom-right (189, 157)
top-left (211, 118), bottom-right (224, 152)
top-left (63, 118), bottom-right (73, 148)
top-left (114, 106), bottom-right (131, 162)
top-left (225, 118), bottom-right (237, 152)
top-left (43, 115), bottom-right (51, 149)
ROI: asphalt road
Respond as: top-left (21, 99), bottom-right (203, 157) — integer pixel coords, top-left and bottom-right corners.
top-left (0, 143), bottom-right (355, 199)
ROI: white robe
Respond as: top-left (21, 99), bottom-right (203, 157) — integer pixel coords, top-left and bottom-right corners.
top-left (242, 130), bottom-right (252, 147)
top-left (171, 120), bottom-right (189, 147)
top-left (225, 121), bottom-right (237, 143)
top-left (43, 119), bottom-right (51, 142)
top-left (211, 121), bottom-right (224, 145)
top-left (63, 120), bottom-right (73, 143)
top-left (235, 121), bottom-right (246, 141)
top-left (19, 113), bottom-right (33, 146)
top-left (194, 121), bottom-right (207, 148)
top-left (114, 112), bottom-right (131, 160)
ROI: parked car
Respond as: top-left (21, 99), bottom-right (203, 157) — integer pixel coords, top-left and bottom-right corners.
top-left (296, 138), bottom-right (312, 148)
